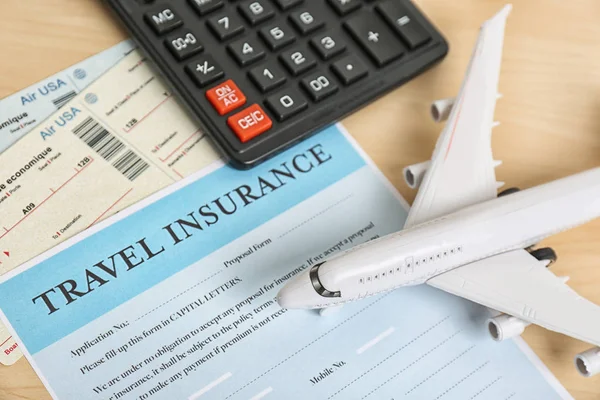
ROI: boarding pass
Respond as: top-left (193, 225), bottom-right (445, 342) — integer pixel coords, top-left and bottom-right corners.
top-left (0, 41), bottom-right (135, 154)
top-left (0, 49), bottom-right (220, 365)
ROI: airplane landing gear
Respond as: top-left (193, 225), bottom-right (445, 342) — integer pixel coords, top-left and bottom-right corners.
top-left (498, 187), bottom-right (520, 197)
top-left (529, 247), bottom-right (557, 267)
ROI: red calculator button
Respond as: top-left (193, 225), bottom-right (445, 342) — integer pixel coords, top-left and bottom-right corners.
top-left (227, 104), bottom-right (273, 143)
top-left (205, 79), bottom-right (246, 115)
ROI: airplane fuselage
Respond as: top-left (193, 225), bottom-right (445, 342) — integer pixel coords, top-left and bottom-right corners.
top-left (277, 167), bottom-right (600, 309)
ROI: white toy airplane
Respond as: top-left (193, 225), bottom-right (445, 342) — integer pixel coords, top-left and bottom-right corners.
top-left (277, 4), bottom-right (600, 378)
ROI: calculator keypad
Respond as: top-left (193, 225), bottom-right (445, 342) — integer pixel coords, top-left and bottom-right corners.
top-left (122, 0), bottom-right (446, 167)
top-left (239, 0), bottom-right (276, 25)
top-left (273, 0), bottom-right (304, 11)
top-left (207, 12), bottom-right (245, 40)
top-left (165, 29), bottom-right (203, 60)
top-left (289, 10), bottom-right (324, 35)
top-left (248, 63), bottom-right (287, 92)
top-left (259, 23), bottom-right (296, 50)
top-left (300, 71), bottom-right (338, 102)
top-left (228, 104), bottom-right (273, 142)
top-left (185, 55), bottom-right (224, 87)
top-left (310, 31), bottom-right (346, 60)
top-left (228, 37), bottom-right (266, 66)
top-left (265, 87), bottom-right (308, 121)
top-left (280, 47), bottom-right (317, 76)
top-left (188, 0), bottom-right (224, 16)
top-left (144, 6), bottom-right (183, 34)
top-left (206, 79), bottom-right (247, 115)
top-left (345, 12), bottom-right (405, 66)
top-left (376, 1), bottom-right (431, 49)
top-left (327, 0), bottom-right (361, 16)
top-left (331, 55), bottom-right (368, 85)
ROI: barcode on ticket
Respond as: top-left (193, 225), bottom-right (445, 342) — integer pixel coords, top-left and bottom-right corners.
top-left (111, 150), bottom-right (149, 181)
top-left (72, 117), bottom-right (149, 181)
top-left (52, 91), bottom-right (77, 109)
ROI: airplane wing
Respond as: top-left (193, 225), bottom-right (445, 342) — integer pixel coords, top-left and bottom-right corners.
top-left (427, 249), bottom-right (600, 346)
top-left (404, 5), bottom-right (511, 229)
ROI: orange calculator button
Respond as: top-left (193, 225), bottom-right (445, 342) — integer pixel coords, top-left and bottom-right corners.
top-left (227, 104), bottom-right (273, 143)
top-left (205, 79), bottom-right (246, 115)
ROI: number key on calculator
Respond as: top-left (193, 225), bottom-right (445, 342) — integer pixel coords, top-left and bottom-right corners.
top-left (105, 0), bottom-right (448, 168)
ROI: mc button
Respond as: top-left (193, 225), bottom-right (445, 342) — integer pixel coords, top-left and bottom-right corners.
top-left (144, 6), bottom-right (183, 35)
top-left (205, 79), bottom-right (247, 115)
top-left (227, 104), bottom-right (273, 142)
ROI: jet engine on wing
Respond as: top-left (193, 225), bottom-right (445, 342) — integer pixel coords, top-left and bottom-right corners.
top-left (403, 161), bottom-right (430, 189)
top-left (430, 97), bottom-right (455, 122)
top-left (487, 314), bottom-right (531, 341)
top-left (575, 347), bottom-right (600, 377)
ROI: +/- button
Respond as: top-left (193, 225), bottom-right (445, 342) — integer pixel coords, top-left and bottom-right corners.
top-left (228, 104), bottom-right (273, 142)
top-left (206, 79), bottom-right (247, 115)
top-left (185, 55), bottom-right (224, 87)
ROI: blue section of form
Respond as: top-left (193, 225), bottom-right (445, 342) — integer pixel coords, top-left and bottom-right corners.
top-left (0, 125), bottom-right (366, 354)
top-left (27, 164), bottom-right (565, 400)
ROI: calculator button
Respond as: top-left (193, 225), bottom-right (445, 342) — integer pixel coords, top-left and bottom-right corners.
top-left (188, 0), bottom-right (224, 16)
top-left (165, 30), bottom-right (203, 61)
top-left (327, 0), bottom-right (361, 15)
top-left (207, 13), bottom-right (245, 41)
top-left (376, 1), bottom-right (431, 49)
top-left (273, 0), bottom-right (303, 10)
top-left (310, 31), bottom-right (346, 60)
top-left (228, 38), bottom-right (266, 66)
top-left (249, 63), bottom-right (287, 92)
top-left (344, 12), bottom-right (405, 66)
top-left (206, 79), bottom-right (247, 115)
top-left (239, 0), bottom-right (275, 26)
top-left (300, 71), bottom-right (338, 102)
top-left (331, 55), bottom-right (368, 85)
top-left (280, 47), bottom-right (316, 76)
top-left (265, 88), bottom-right (308, 121)
top-left (259, 23), bottom-right (296, 51)
top-left (144, 5), bottom-right (183, 35)
top-left (228, 104), bottom-right (273, 143)
top-left (289, 10), bottom-right (324, 35)
top-left (185, 55), bottom-right (225, 87)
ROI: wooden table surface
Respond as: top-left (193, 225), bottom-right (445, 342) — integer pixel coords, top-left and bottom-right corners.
top-left (1, 0), bottom-right (600, 398)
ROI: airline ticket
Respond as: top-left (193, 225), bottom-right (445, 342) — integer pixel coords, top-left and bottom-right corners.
top-left (0, 40), bottom-right (135, 154)
top-left (0, 125), bottom-right (571, 399)
top-left (0, 49), bottom-right (220, 365)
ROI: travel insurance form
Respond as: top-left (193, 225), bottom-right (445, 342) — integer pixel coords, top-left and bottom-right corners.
top-left (0, 125), bottom-right (571, 399)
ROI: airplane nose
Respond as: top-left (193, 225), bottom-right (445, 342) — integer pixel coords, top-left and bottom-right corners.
top-left (276, 269), bottom-right (324, 309)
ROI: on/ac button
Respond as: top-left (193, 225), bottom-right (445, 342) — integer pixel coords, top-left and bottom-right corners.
top-left (227, 104), bottom-right (273, 143)
top-left (206, 79), bottom-right (247, 115)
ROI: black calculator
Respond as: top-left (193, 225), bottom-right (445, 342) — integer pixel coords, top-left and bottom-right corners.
top-left (105, 0), bottom-right (448, 168)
